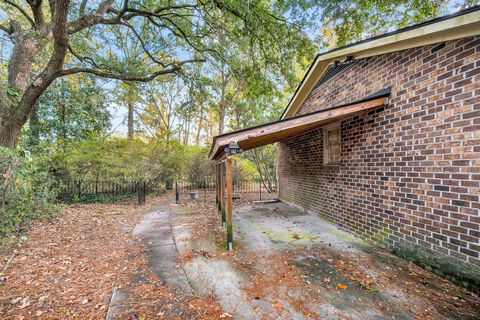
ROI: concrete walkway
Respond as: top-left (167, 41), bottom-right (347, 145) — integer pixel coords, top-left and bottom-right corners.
top-left (106, 207), bottom-right (193, 319)
top-left (131, 208), bottom-right (193, 293)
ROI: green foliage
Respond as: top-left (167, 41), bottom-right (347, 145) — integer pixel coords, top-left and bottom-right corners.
top-left (244, 145), bottom-right (279, 192)
top-left (46, 136), bottom-right (189, 183)
top-left (0, 147), bottom-right (59, 247)
top-left (316, 0), bottom-right (452, 48)
top-left (4, 82), bottom-right (19, 98)
top-left (34, 76), bottom-right (110, 144)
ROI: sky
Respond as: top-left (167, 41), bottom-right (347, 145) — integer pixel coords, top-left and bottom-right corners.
top-left (0, 1), bottom-right (474, 137)
top-left (106, 1), bottom-right (471, 136)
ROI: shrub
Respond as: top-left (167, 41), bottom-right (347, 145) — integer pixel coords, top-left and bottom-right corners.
top-left (0, 147), bottom-right (59, 247)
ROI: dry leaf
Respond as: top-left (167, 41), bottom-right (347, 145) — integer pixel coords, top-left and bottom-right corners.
top-left (337, 283), bottom-right (348, 290)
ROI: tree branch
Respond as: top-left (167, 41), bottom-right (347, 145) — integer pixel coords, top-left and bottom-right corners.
top-left (68, 1), bottom-right (198, 35)
top-left (119, 21), bottom-right (166, 67)
top-left (26, 0), bottom-right (47, 32)
top-left (79, 0), bottom-right (88, 16)
top-left (4, 0), bottom-right (35, 28)
top-left (68, 0), bottom-right (126, 34)
top-left (57, 58), bottom-right (204, 82)
top-left (96, 0), bottom-right (114, 16)
top-left (16, 0), bottom-right (70, 121)
top-left (67, 44), bottom-right (106, 69)
top-left (0, 23), bottom-right (10, 34)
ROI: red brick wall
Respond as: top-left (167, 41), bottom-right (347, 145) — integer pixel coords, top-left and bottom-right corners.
top-left (278, 36), bottom-right (480, 290)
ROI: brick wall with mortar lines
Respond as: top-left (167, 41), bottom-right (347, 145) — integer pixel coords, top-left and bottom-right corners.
top-left (278, 36), bottom-right (480, 289)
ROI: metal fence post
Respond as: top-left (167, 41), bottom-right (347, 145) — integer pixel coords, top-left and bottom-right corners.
top-left (259, 179), bottom-right (262, 201)
top-left (175, 181), bottom-right (179, 204)
top-left (204, 177), bottom-right (207, 205)
top-left (137, 181), bottom-right (146, 205)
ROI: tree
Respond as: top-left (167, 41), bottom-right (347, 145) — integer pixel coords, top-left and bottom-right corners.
top-left (315, 0), bottom-right (453, 48)
top-left (139, 77), bottom-right (185, 145)
top-left (1, 0), bottom-right (309, 147)
top-left (31, 74), bottom-right (110, 145)
top-left (115, 82), bottom-right (140, 140)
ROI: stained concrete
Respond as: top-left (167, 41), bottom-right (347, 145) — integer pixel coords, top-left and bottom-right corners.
top-left (105, 289), bottom-right (128, 320)
top-left (110, 202), bottom-right (480, 319)
top-left (235, 202), bottom-right (372, 253)
top-left (131, 209), bottom-right (193, 294)
top-left (106, 208), bottom-right (194, 319)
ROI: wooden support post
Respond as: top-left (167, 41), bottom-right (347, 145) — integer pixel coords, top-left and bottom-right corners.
top-left (225, 156), bottom-right (233, 250)
top-left (216, 164), bottom-right (220, 213)
top-left (221, 161), bottom-right (226, 228)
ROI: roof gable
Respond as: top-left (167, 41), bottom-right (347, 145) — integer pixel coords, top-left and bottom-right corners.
top-left (281, 5), bottom-right (480, 119)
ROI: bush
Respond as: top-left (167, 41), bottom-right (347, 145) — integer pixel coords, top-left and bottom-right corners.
top-left (0, 147), bottom-right (59, 247)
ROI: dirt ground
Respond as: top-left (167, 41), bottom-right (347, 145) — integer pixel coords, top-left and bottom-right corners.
top-left (0, 193), bottom-right (479, 319)
top-left (0, 194), bottom-right (223, 319)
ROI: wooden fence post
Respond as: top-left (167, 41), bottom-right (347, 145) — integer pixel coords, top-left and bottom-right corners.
top-left (225, 156), bottom-right (233, 250)
top-left (221, 161), bottom-right (226, 228)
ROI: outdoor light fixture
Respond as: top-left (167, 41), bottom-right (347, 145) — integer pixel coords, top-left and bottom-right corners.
top-left (224, 142), bottom-right (243, 154)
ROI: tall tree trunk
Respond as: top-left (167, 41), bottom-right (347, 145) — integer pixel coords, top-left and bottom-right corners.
top-left (0, 118), bottom-right (23, 148)
top-left (60, 102), bottom-right (67, 140)
top-left (183, 115), bottom-right (191, 145)
top-left (0, 0), bottom-right (70, 148)
top-left (127, 102), bottom-right (134, 139)
top-left (28, 101), bottom-right (40, 146)
top-left (195, 103), bottom-right (204, 145)
top-left (218, 106), bottom-right (225, 135)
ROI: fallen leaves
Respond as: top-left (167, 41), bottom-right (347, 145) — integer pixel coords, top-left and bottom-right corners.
top-left (219, 312), bottom-right (233, 318)
top-left (337, 283), bottom-right (348, 290)
top-left (0, 198), bottom-right (164, 319)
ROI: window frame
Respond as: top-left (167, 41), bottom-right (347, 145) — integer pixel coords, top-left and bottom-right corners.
top-left (323, 121), bottom-right (342, 166)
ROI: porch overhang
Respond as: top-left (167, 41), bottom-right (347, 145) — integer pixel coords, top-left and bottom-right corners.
top-left (209, 88), bottom-right (391, 161)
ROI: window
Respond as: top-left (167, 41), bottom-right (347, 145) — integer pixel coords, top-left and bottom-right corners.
top-left (323, 122), bottom-right (341, 165)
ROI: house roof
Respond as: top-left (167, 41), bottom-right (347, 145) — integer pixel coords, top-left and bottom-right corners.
top-left (280, 5), bottom-right (480, 119)
top-left (209, 88), bottom-right (390, 161)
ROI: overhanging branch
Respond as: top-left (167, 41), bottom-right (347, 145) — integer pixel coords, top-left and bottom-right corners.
top-left (57, 58), bottom-right (205, 82)
top-left (4, 0), bottom-right (35, 28)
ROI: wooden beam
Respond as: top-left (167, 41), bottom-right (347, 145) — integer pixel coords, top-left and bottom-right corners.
top-left (210, 96), bottom-right (387, 160)
top-left (225, 156), bottom-right (233, 250)
top-left (215, 164), bottom-right (220, 214)
top-left (221, 161), bottom-right (226, 227)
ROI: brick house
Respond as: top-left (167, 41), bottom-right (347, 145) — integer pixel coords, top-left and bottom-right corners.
top-left (210, 7), bottom-right (480, 290)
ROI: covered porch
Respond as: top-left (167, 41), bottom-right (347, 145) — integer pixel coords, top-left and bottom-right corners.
top-left (210, 89), bottom-right (390, 249)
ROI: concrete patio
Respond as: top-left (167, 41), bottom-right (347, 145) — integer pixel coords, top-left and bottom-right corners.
top-left (111, 200), bottom-right (480, 319)
top-left (176, 201), bottom-right (480, 319)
